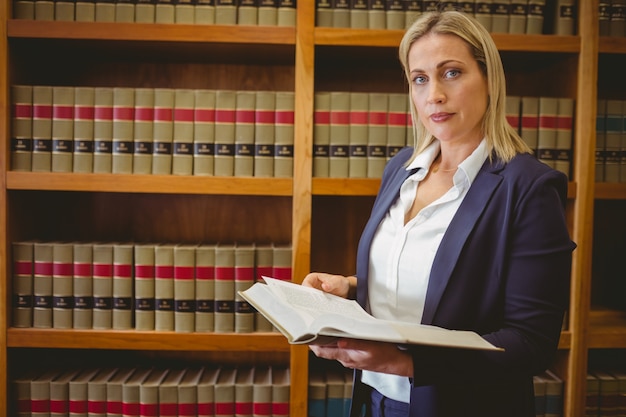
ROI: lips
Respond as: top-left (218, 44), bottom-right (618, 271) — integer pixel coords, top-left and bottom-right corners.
top-left (430, 112), bottom-right (453, 122)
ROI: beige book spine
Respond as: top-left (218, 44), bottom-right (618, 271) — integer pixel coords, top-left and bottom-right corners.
top-left (605, 99), bottom-right (623, 183)
top-left (197, 368), bottom-right (221, 417)
top-left (34, 0), bottom-right (55, 20)
top-left (521, 96), bottom-right (539, 153)
top-left (316, 0), bottom-right (332, 27)
top-left (14, 0), bottom-right (35, 19)
top-left (155, 245), bottom-right (175, 331)
top-left (31, 370), bottom-right (62, 417)
top-left (274, 91), bottom-right (295, 177)
top-left (235, 244), bottom-right (256, 333)
top-left (52, 242), bottom-right (74, 329)
top-left (235, 367), bottom-right (254, 417)
top-left (51, 86), bottom-right (75, 173)
top-left (76, 0), bottom-right (96, 21)
top-left (214, 90), bottom-right (237, 176)
top-left (277, 0), bottom-right (296, 26)
top-left (12, 241), bottom-right (34, 328)
top-left (32, 85), bottom-right (53, 172)
top-left (14, 371), bottom-right (39, 417)
top-left (385, 0), bottom-right (404, 30)
top-left (106, 368), bottom-right (137, 417)
top-left (133, 88), bottom-right (155, 175)
top-left (175, 0), bottom-right (196, 23)
top-left (158, 369), bottom-right (186, 417)
top-left (152, 88), bottom-right (175, 175)
top-left (351, 0), bottom-right (369, 28)
top-left (73, 242), bottom-right (93, 330)
top-left (404, 0), bottom-right (422, 29)
top-left (555, 98), bottom-right (574, 178)
top-left (332, 0), bottom-right (350, 27)
top-left (234, 91), bottom-right (256, 177)
top-left (537, 97), bottom-right (558, 169)
top-left (134, 244), bottom-right (156, 330)
top-left (155, 0), bottom-right (176, 23)
top-left (253, 244), bottom-right (274, 331)
top-left (195, 0), bottom-right (216, 24)
top-left (68, 368), bottom-right (100, 415)
top-left (525, 0), bottom-right (545, 34)
top-left (215, 0), bottom-right (237, 23)
top-left (252, 366), bottom-right (272, 417)
top-left (258, 0), bottom-right (277, 25)
top-left (92, 243), bottom-right (114, 329)
top-left (50, 369), bottom-right (81, 417)
top-left (367, 92), bottom-right (388, 178)
top-left (195, 244), bottom-right (216, 332)
top-left (367, 0), bottom-right (385, 29)
top-left (348, 92), bottom-right (369, 178)
top-left (386, 93), bottom-right (408, 160)
top-left (95, 0), bottom-right (115, 22)
top-left (554, 0), bottom-right (575, 35)
top-left (214, 243), bottom-right (235, 333)
top-left (112, 87), bottom-right (135, 174)
top-left (174, 244), bottom-right (196, 333)
top-left (139, 369), bottom-right (170, 417)
top-left (474, 0), bottom-right (493, 32)
top-left (172, 89), bottom-right (195, 176)
top-left (93, 87), bottom-right (114, 173)
top-left (73, 87), bottom-right (95, 173)
top-left (55, 0), bottom-right (75, 20)
top-left (33, 242), bottom-right (54, 328)
top-left (213, 368), bottom-right (237, 417)
top-left (505, 95), bottom-right (521, 134)
top-left (238, 0), bottom-right (259, 25)
top-left (272, 244), bottom-right (292, 281)
top-left (313, 92), bottom-right (330, 178)
top-left (122, 369), bottom-right (153, 417)
top-left (491, 0), bottom-right (511, 33)
top-left (194, 89), bottom-right (217, 175)
top-left (11, 85), bottom-right (33, 171)
top-left (135, 0), bottom-right (156, 22)
top-left (508, 0), bottom-right (527, 33)
top-left (87, 368), bottom-right (119, 417)
top-left (253, 91), bottom-right (276, 177)
top-left (177, 368), bottom-right (205, 413)
top-left (271, 367), bottom-right (290, 417)
top-left (113, 243), bottom-right (134, 330)
top-left (329, 91), bottom-right (350, 177)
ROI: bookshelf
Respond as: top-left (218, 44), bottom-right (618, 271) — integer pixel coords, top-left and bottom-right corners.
top-left (0, 1), bottom-right (622, 416)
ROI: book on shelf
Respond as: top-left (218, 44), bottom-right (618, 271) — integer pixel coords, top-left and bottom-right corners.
top-left (32, 85), bottom-right (53, 172)
top-left (158, 369), bottom-right (187, 417)
top-left (235, 367), bottom-right (255, 417)
top-left (105, 368), bottom-right (136, 417)
top-left (31, 370), bottom-right (63, 417)
top-left (174, 244), bottom-right (197, 333)
top-left (14, 0), bottom-right (35, 19)
top-left (72, 242), bottom-right (94, 330)
top-left (93, 87), bottom-right (114, 174)
top-left (135, 0), bottom-right (157, 22)
top-left (95, 0), bottom-right (115, 22)
top-left (139, 369), bottom-right (170, 417)
top-left (76, 0), bottom-right (96, 21)
top-left (51, 86), bottom-right (75, 173)
top-left (491, 0), bottom-right (511, 34)
top-left (155, 245), bottom-right (176, 331)
top-left (367, 92), bottom-right (388, 178)
top-left (367, 0), bottom-right (386, 29)
top-left (274, 91), bottom-right (295, 178)
top-left (34, 0), bottom-right (54, 20)
top-left (593, 370), bottom-right (620, 417)
top-left (253, 244), bottom-right (275, 332)
top-left (404, 0), bottom-right (422, 29)
top-left (55, 0), bottom-right (75, 21)
top-left (316, 0), bottom-right (333, 27)
top-left (534, 369), bottom-right (563, 417)
top-left (533, 371), bottom-right (547, 417)
top-left (234, 91), bottom-right (256, 177)
top-left (610, 0), bottom-right (626, 37)
top-left (112, 243), bottom-right (134, 330)
top-left (88, 368), bottom-right (119, 417)
top-left (348, 92), bottom-right (369, 178)
top-left (175, 0), bottom-right (196, 24)
top-left (214, 90), bottom-right (237, 177)
top-left (11, 85), bottom-right (33, 172)
top-left (33, 242), bottom-right (54, 329)
top-left (525, 0), bottom-right (545, 34)
top-left (505, 95), bottom-right (521, 135)
top-left (258, 0), bottom-right (279, 26)
top-left (195, 244), bottom-right (216, 332)
top-left (313, 91), bottom-right (331, 178)
top-left (51, 369), bottom-right (82, 417)
top-left (14, 370), bottom-right (40, 417)
top-left (195, 0), bottom-right (217, 24)
top-left (509, 0), bottom-right (528, 34)
top-left (196, 367), bottom-right (220, 417)
top-left (92, 243), bottom-right (114, 330)
top-left (271, 367), bottom-right (290, 417)
top-left (308, 367), bottom-right (326, 417)
top-left (272, 244), bottom-right (292, 281)
top-left (332, 0), bottom-right (351, 27)
top-left (325, 367), bottom-right (346, 417)
top-left (554, 0), bottom-right (575, 35)
top-left (520, 96), bottom-right (539, 155)
top-left (153, 88), bottom-right (175, 175)
top-left (234, 243), bottom-right (256, 333)
top-left (239, 276), bottom-right (502, 350)
top-left (122, 369), bottom-right (153, 417)
top-left (385, 0), bottom-right (405, 30)
top-left (386, 93), bottom-right (408, 161)
top-left (215, 368), bottom-right (237, 417)
top-left (115, 0), bottom-right (135, 23)
top-left (214, 243), bottom-right (236, 333)
top-left (253, 366), bottom-right (272, 417)
top-left (254, 91), bottom-right (276, 178)
top-left (193, 89), bottom-right (216, 176)
top-left (73, 86), bottom-right (95, 173)
top-left (474, 0), bottom-right (493, 32)
top-left (605, 99), bottom-right (623, 183)
top-left (238, 0), bottom-right (258, 24)
top-left (132, 88), bottom-right (155, 175)
top-left (155, 0), bottom-right (176, 23)
top-left (68, 368), bottom-right (100, 416)
top-left (112, 87), bottom-right (135, 174)
top-left (277, 0), bottom-right (296, 26)
top-left (215, 0), bottom-right (238, 24)
top-left (329, 91), bottom-right (350, 178)
top-left (12, 241), bottom-right (34, 328)
top-left (134, 244), bottom-right (156, 331)
top-left (596, 98), bottom-right (607, 182)
top-left (178, 368), bottom-right (205, 417)
top-left (537, 97), bottom-right (558, 169)
top-left (172, 89), bottom-right (195, 176)
top-left (555, 97), bottom-right (574, 178)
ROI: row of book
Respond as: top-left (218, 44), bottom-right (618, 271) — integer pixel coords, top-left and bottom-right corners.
top-left (596, 99), bottom-right (626, 184)
top-left (316, 0), bottom-right (576, 35)
top-left (13, 366), bottom-right (290, 417)
top-left (11, 85), bottom-right (295, 177)
top-left (12, 241), bottom-right (292, 332)
top-left (533, 370), bottom-right (564, 417)
top-left (599, 0), bottom-right (626, 38)
top-left (12, 0), bottom-right (297, 26)
top-left (586, 370), bottom-right (626, 417)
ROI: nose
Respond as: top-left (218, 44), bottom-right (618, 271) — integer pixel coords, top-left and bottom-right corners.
top-left (427, 81), bottom-right (446, 104)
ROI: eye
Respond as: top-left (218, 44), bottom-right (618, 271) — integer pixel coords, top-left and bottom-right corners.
top-left (413, 75), bottom-right (428, 85)
top-left (444, 69), bottom-right (460, 79)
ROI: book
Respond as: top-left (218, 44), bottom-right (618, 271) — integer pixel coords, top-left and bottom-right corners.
top-left (75, 0), bottom-right (96, 21)
top-left (112, 87), bottom-right (135, 174)
top-left (87, 368), bottom-right (119, 417)
top-left (52, 242), bottom-right (73, 329)
top-left (158, 369), bottom-right (187, 417)
top-left (115, 0), bottom-right (135, 23)
top-left (194, 89), bottom-right (216, 176)
top-left (33, 242), bottom-right (54, 328)
top-left (367, 92), bottom-right (388, 178)
top-left (51, 86), bottom-right (75, 173)
top-left (537, 97), bottom-right (558, 169)
top-left (594, 371), bottom-right (620, 417)
top-left (307, 367), bottom-right (326, 417)
top-left (491, 0), bottom-right (511, 33)
top-left (34, 0), bottom-right (55, 20)
top-left (92, 243), bottom-right (114, 329)
top-left (11, 85), bottom-right (34, 171)
top-left (72, 242), bottom-right (93, 329)
top-left (73, 87), bottom-right (95, 173)
top-left (385, 0), bottom-right (405, 30)
top-left (505, 95), bottom-right (521, 134)
top-left (328, 91), bottom-right (350, 178)
top-left (533, 373), bottom-right (547, 417)
top-left (106, 368), bottom-right (137, 417)
top-left (122, 369), bottom-right (153, 417)
top-left (152, 88), bottom-right (175, 175)
top-left (253, 244), bottom-right (274, 331)
top-left (540, 370), bottom-right (563, 417)
top-left (12, 241), bottom-right (34, 328)
top-left (14, 0), bottom-right (35, 19)
top-left (155, 0), bottom-right (176, 23)
top-left (350, 0), bottom-right (367, 28)
top-left (14, 370), bottom-right (41, 417)
top-left (31, 369), bottom-right (63, 417)
top-left (112, 243), bottom-right (134, 330)
top-left (214, 90), bottom-right (237, 176)
top-left (271, 244), bottom-right (292, 281)
top-left (605, 99), bottom-right (623, 183)
top-left (253, 91), bottom-right (276, 177)
top-left (215, 243), bottom-right (236, 333)
top-left (135, 244), bottom-right (156, 330)
top-left (95, 0), bottom-right (115, 21)
top-left (133, 88), bottom-right (155, 175)
top-left (474, 0), bottom-right (493, 32)
top-left (55, 0), bottom-right (75, 21)
top-left (174, 244), bottom-right (196, 333)
top-left (177, 368), bottom-right (204, 417)
top-left (172, 89), bottom-right (195, 176)
top-left (197, 367), bottom-right (221, 417)
top-left (215, 0), bottom-right (237, 23)
top-left (404, 0), bottom-right (422, 29)
top-left (51, 369), bottom-right (82, 417)
top-left (175, 0), bottom-right (195, 22)
top-left (155, 244), bottom-right (175, 331)
top-left (234, 91), bottom-right (256, 177)
top-left (276, 0), bottom-right (296, 26)
top-left (136, 0), bottom-right (156, 22)
top-left (195, 0), bottom-right (216, 23)
top-left (241, 0), bottom-right (260, 25)
top-left (348, 92), bottom-right (369, 178)
top-left (239, 276), bottom-right (502, 349)
top-left (342, 368), bottom-right (352, 417)
top-left (32, 85), bottom-right (53, 172)
top-left (596, 98), bottom-right (607, 182)
top-left (332, 0), bottom-right (351, 27)
top-left (215, 368), bottom-right (237, 417)
top-left (325, 367), bottom-right (345, 417)
top-left (609, 370), bottom-right (626, 415)
top-left (316, 0), bottom-right (333, 26)
top-left (235, 367), bottom-right (254, 417)
top-left (313, 91), bottom-right (331, 178)
top-left (386, 93), bottom-right (407, 161)
top-left (554, 0), bottom-right (575, 35)
top-left (610, 0), bottom-right (626, 37)
top-left (93, 87), bottom-right (114, 173)
top-left (139, 369), bottom-right (170, 417)
top-left (258, 0), bottom-right (278, 25)
top-left (520, 96), bottom-right (540, 154)
top-left (508, 0), bottom-right (527, 33)
top-left (525, 0), bottom-right (545, 34)
top-left (271, 367), bottom-right (290, 417)
top-left (252, 366), bottom-right (272, 417)
top-left (235, 243), bottom-right (256, 333)
top-left (195, 244), bottom-right (216, 332)
top-left (274, 91), bottom-right (295, 178)
top-left (555, 97), bottom-right (574, 178)
top-left (68, 368), bottom-right (100, 417)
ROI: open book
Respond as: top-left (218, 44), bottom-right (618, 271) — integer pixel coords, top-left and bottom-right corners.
top-left (238, 277), bottom-right (503, 351)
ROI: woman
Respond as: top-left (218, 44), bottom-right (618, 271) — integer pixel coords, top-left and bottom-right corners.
top-left (302, 10), bottom-right (576, 417)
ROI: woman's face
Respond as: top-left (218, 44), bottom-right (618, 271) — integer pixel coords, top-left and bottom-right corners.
top-left (408, 33), bottom-right (488, 147)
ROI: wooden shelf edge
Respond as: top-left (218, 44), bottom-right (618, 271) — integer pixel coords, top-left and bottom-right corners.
top-left (558, 330), bottom-right (571, 350)
top-left (599, 36), bottom-right (626, 54)
top-left (588, 308), bottom-right (626, 348)
top-left (7, 20), bottom-right (297, 45)
top-left (6, 171), bottom-right (293, 196)
top-left (7, 328), bottom-right (290, 351)
top-left (312, 177), bottom-right (381, 196)
top-left (594, 182), bottom-right (626, 199)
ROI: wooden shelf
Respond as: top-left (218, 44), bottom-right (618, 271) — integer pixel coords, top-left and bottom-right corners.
top-left (312, 178), bottom-right (381, 196)
top-left (6, 172), bottom-right (293, 196)
top-left (595, 182), bottom-right (626, 200)
top-left (588, 308), bottom-right (626, 348)
top-left (599, 36), bottom-right (626, 54)
top-left (7, 328), bottom-right (289, 351)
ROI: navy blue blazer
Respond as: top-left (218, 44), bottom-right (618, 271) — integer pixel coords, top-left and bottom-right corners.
top-left (350, 147), bottom-right (576, 417)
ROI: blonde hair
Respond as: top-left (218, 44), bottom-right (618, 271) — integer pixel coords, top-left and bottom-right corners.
top-left (399, 11), bottom-right (531, 163)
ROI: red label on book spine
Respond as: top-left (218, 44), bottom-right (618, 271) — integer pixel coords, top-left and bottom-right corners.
top-left (174, 266), bottom-right (194, 279)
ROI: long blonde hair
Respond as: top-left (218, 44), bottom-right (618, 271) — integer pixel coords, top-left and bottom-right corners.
top-left (399, 11), bottom-right (531, 163)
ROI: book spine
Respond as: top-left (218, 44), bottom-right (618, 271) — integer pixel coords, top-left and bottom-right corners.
top-left (112, 87), bottom-right (135, 174)
top-left (112, 244), bottom-right (134, 330)
top-left (235, 368), bottom-right (254, 417)
top-left (253, 244), bottom-right (274, 331)
top-left (215, 0), bottom-right (237, 23)
top-left (134, 244), bottom-right (156, 331)
top-left (404, 0), bottom-right (422, 29)
top-left (175, 0), bottom-right (196, 23)
top-left (554, 98), bottom-right (574, 179)
top-left (68, 369), bottom-right (100, 417)
top-left (122, 370), bottom-right (153, 417)
top-left (139, 370), bottom-right (169, 417)
top-left (329, 91), bottom-right (350, 178)
top-left (174, 245), bottom-right (196, 332)
top-left (252, 367), bottom-right (272, 417)
top-left (132, 88), bottom-right (155, 175)
top-left (610, 0), bottom-right (626, 37)
top-left (332, 0), bottom-right (350, 27)
top-left (253, 91), bottom-right (276, 178)
top-left (525, 0), bottom-right (545, 34)
top-left (54, 0), bottom-right (76, 21)
top-left (195, 0), bottom-right (216, 24)
top-left (95, 0), bottom-right (115, 21)
top-left (367, 0), bottom-right (385, 29)
top-left (214, 90), bottom-right (237, 176)
top-left (215, 244), bottom-right (236, 333)
top-left (474, 1), bottom-right (493, 32)
top-left (599, 1), bottom-right (611, 36)
top-left (386, 93), bottom-right (407, 161)
top-left (12, 241), bottom-right (34, 328)
top-left (276, 0), bottom-right (296, 26)
top-left (505, 95), bottom-right (521, 135)
top-left (313, 92), bottom-right (331, 178)
top-left (520, 96), bottom-right (539, 155)
top-left (384, 0), bottom-right (404, 30)
top-left (348, 92), bottom-right (369, 178)
top-left (508, 0), bottom-right (527, 33)
top-left (51, 86), bottom-right (75, 173)
top-left (214, 369), bottom-right (237, 417)
top-left (325, 369), bottom-right (345, 417)
top-left (194, 89), bottom-right (216, 175)
top-left (197, 370), bottom-right (217, 417)
top-left (554, 0), bottom-right (575, 35)
top-left (195, 244), bottom-right (216, 332)
top-left (235, 244), bottom-right (256, 333)
top-left (366, 92), bottom-right (388, 178)
top-left (155, 245), bottom-right (175, 331)
top-left (72, 87), bottom-right (95, 173)
top-left (92, 244), bottom-right (114, 329)
top-left (178, 369), bottom-right (204, 417)
top-left (152, 88), bottom-right (175, 175)
top-left (14, 373), bottom-right (35, 417)
top-left (34, 0), bottom-right (55, 20)
top-left (50, 370), bottom-right (80, 417)
top-left (316, 0), bottom-right (333, 27)
top-left (14, 0), bottom-right (36, 19)
top-left (52, 242), bottom-right (74, 329)
top-left (155, 0), bottom-right (176, 23)
top-left (32, 85), bottom-right (53, 172)
top-left (605, 99), bottom-right (623, 183)
top-left (75, 0), bottom-right (96, 21)
top-left (350, 0), bottom-right (368, 28)
top-left (107, 369), bottom-right (137, 417)
top-left (158, 369), bottom-right (186, 417)
top-left (93, 87), bottom-right (114, 173)
top-left (72, 242), bottom-right (93, 330)
top-left (307, 368), bottom-right (326, 417)
top-left (596, 99), bottom-right (607, 182)
top-left (238, 0), bottom-right (259, 25)
top-left (258, 0), bottom-right (278, 25)
top-left (234, 91), bottom-right (256, 177)
top-left (537, 97), bottom-right (558, 169)
top-left (33, 242), bottom-right (54, 328)
top-left (136, 0), bottom-right (157, 22)
top-left (172, 89), bottom-right (195, 176)
top-left (271, 244), bottom-right (292, 281)
top-left (491, 0), bottom-right (510, 33)
top-left (271, 368), bottom-right (290, 417)
top-left (274, 91), bottom-right (295, 178)
top-left (87, 370), bottom-right (118, 417)
top-left (11, 85), bottom-right (34, 171)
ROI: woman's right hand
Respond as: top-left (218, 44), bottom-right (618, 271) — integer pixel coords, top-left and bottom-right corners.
top-left (301, 272), bottom-right (356, 299)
